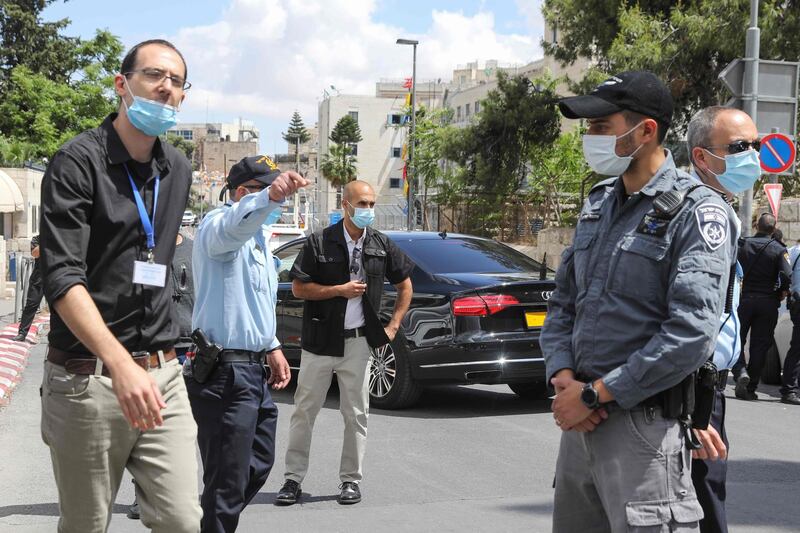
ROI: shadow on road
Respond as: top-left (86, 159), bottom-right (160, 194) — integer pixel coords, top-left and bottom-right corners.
top-left (270, 378), bottom-right (552, 419)
top-left (249, 491), bottom-right (339, 506)
top-left (0, 502), bottom-right (130, 518)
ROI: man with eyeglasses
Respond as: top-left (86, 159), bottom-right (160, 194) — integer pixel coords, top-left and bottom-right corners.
top-left (686, 105), bottom-right (763, 533)
top-left (188, 155), bottom-right (307, 532)
top-left (38, 39), bottom-right (201, 532)
top-left (276, 180), bottom-right (413, 506)
top-left (732, 210), bottom-right (792, 401)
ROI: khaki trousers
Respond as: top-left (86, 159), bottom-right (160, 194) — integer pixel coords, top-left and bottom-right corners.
top-left (284, 337), bottom-right (371, 483)
top-left (41, 358), bottom-right (202, 533)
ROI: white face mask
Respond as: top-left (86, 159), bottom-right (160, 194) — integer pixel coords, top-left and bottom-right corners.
top-left (582, 121), bottom-right (645, 176)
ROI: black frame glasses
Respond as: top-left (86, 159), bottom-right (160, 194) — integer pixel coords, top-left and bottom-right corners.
top-left (125, 68), bottom-right (192, 91)
top-left (704, 140), bottom-right (761, 155)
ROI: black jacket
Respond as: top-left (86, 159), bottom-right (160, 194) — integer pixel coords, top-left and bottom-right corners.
top-left (738, 233), bottom-right (792, 297)
top-left (290, 221), bottom-right (414, 356)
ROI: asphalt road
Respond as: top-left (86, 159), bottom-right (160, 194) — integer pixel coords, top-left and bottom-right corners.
top-left (1, 341), bottom-right (799, 532)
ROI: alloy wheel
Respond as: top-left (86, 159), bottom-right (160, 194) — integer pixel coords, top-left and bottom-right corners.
top-left (369, 343), bottom-right (396, 398)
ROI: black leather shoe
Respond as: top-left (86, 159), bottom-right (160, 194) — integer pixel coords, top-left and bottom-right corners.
top-left (338, 482), bottom-right (361, 505)
top-left (12, 333), bottom-right (27, 342)
top-left (127, 499), bottom-right (140, 520)
top-left (735, 375), bottom-right (757, 400)
top-left (780, 393), bottom-right (800, 405)
top-left (275, 479), bottom-right (302, 506)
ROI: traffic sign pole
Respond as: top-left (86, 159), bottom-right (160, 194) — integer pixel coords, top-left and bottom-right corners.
top-left (741, 0), bottom-right (760, 237)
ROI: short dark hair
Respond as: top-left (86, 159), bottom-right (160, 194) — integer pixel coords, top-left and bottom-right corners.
top-left (120, 39), bottom-right (188, 80)
top-left (757, 212), bottom-right (776, 234)
top-left (622, 110), bottom-right (669, 145)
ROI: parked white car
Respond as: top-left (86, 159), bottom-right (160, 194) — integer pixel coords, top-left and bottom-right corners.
top-left (181, 210), bottom-right (197, 226)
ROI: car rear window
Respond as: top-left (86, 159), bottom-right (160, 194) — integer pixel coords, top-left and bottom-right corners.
top-left (393, 237), bottom-right (546, 274)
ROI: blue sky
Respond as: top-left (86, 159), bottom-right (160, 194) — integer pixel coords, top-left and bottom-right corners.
top-left (43, 0), bottom-right (545, 155)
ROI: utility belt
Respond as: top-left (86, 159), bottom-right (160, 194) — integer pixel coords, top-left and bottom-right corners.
top-left (578, 369), bottom-right (711, 451)
top-left (190, 328), bottom-right (274, 383)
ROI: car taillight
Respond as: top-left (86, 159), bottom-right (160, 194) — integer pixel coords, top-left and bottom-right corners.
top-left (452, 294), bottom-right (520, 316)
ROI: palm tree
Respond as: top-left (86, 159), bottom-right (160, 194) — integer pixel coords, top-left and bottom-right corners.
top-left (320, 143), bottom-right (358, 189)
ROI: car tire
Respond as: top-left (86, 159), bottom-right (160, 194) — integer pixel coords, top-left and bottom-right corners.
top-left (508, 381), bottom-right (551, 400)
top-left (761, 341), bottom-right (782, 385)
top-left (368, 333), bottom-right (422, 410)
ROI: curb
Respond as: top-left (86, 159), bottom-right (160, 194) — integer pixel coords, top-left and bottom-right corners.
top-left (0, 314), bottom-right (50, 406)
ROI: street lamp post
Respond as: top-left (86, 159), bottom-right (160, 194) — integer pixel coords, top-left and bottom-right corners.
top-left (397, 38), bottom-right (419, 232)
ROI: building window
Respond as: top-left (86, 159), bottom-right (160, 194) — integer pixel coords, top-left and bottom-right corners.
top-left (460, 75), bottom-right (466, 84)
top-left (456, 106), bottom-right (462, 121)
top-left (349, 143), bottom-right (358, 156)
top-left (31, 205), bottom-right (39, 234)
top-left (391, 147), bottom-right (402, 158)
top-left (348, 111), bottom-right (359, 123)
top-left (390, 178), bottom-right (401, 189)
top-left (552, 24), bottom-right (558, 43)
top-left (465, 103), bottom-right (471, 117)
top-left (388, 114), bottom-right (403, 125)
top-left (475, 101), bottom-right (480, 114)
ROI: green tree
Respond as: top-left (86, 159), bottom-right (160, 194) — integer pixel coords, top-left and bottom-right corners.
top-left (441, 72), bottom-right (561, 234)
top-left (165, 134), bottom-right (195, 161)
top-left (527, 127), bottom-right (595, 226)
top-left (542, 0), bottom-right (800, 133)
top-left (330, 114), bottom-right (362, 145)
top-left (0, 24), bottom-right (122, 160)
top-left (408, 105), bottom-right (456, 229)
top-left (320, 143), bottom-right (358, 189)
top-left (0, 0), bottom-right (79, 89)
top-left (320, 115), bottom-right (363, 193)
top-left (281, 110), bottom-right (310, 145)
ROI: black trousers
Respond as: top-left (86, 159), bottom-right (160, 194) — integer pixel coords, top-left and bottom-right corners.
top-left (186, 361), bottom-right (278, 533)
top-left (17, 264), bottom-right (43, 336)
top-left (733, 296), bottom-right (779, 390)
top-left (692, 389), bottom-right (729, 533)
top-left (781, 301), bottom-right (800, 396)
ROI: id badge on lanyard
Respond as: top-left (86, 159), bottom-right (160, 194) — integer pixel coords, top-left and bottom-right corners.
top-left (126, 164), bottom-right (167, 287)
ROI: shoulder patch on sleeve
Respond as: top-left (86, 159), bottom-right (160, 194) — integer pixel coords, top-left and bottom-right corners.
top-left (695, 203), bottom-right (729, 251)
top-left (785, 251), bottom-right (791, 264)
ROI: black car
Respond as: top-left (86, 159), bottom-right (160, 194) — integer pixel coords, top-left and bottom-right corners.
top-left (273, 231), bottom-right (556, 409)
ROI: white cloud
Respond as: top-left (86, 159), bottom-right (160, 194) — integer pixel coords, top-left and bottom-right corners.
top-left (168, 0), bottom-right (543, 148)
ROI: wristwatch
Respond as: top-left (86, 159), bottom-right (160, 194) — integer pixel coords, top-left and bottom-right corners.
top-left (580, 381), bottom-right (601, 410)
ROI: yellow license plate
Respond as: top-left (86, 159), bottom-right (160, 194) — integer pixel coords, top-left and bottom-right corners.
top-left (525, 311), bottom-right (546, 328)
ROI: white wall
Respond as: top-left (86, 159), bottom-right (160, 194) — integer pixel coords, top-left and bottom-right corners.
top-left (318, 95), bottom-right (410, 221)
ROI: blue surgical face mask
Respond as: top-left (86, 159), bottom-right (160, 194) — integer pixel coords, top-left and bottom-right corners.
top-left (123, 77), bottom-right (178, 136)
top-left (346, 202), bottom-right (375, 229)
top-left (703, 148), bottom-right (762, 193)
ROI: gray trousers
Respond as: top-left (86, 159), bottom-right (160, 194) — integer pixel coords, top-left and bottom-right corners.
top-left (284, 337), bottom-right (371, 483)
top-left (553, 407), bottom-right (704, 533)
top-left (41, 358), bottom-right (202, 533)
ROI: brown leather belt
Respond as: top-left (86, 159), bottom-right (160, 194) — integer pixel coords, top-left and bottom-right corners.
top-left (47, 346), bottom-right (177, 377)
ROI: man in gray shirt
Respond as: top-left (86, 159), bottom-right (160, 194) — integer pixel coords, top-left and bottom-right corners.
top-left (542, 71), bottom-right (736, 532)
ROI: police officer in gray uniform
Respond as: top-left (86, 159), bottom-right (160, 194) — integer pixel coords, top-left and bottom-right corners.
top-left (541, 71), bottom-right (737, 532)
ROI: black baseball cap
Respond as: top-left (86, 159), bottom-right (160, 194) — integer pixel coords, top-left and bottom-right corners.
top-left (220, 155), bottom-right (282, 200)
top-left (558, 71), bottom-right (673, 127)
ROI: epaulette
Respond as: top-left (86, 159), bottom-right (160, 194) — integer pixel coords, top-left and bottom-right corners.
top-left (588, 177), bottom-right (617, 195)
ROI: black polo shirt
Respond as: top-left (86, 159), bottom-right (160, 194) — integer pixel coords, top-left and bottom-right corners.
top-left (40, 113), bottom-right (192, 354)
top-left (739, 233), bottom-right (792, 297)
top-left (290, 221), bottom-right (414, 356)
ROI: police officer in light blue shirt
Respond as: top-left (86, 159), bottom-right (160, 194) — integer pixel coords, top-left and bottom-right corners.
top-left (686, 105), bottom-right (762, 533)
top-left (186, 155), bottom-right (308, 533)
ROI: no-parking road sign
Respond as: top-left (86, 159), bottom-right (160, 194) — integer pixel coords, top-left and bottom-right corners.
top-left (760, 133), bottom-right (796, 174)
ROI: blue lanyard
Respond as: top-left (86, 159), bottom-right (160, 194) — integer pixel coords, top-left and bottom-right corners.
top-left (124, 163), bottom-right (159, 261)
